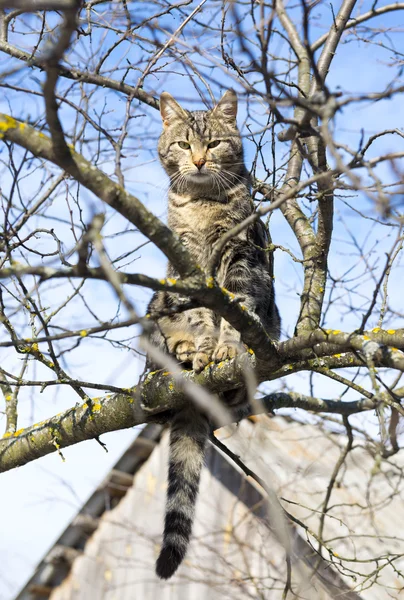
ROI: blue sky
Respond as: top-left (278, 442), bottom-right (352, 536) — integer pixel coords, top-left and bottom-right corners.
top-left (0, 2), bottom-right (403, 597)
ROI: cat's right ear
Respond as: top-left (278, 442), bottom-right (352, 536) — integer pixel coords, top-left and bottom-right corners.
top-left (212, 89), bottom-right (238, 120)
top-left (160, 92), bottom-right (188, 127)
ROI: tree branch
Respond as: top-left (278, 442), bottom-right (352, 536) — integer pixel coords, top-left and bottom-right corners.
top-left (1, 353), bottom-right (399, 474)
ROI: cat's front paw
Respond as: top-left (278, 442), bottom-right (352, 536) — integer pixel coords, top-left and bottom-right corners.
top-left (175, 340), bottom-right (196, 364)
top-left (213, 342), bottom-right (242, 363)
top-left (193, 351), bottom-right (213, 373)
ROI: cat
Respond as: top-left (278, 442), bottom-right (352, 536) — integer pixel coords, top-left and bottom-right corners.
top-left (147, 89), bottom-right (280, 579)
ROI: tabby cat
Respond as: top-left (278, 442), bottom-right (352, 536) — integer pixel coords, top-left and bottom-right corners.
top-left (147, 90), bottom-right (280, 579)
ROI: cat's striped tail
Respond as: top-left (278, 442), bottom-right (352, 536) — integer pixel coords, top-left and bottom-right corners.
top-left (155, 405), bottom-right (210, 579)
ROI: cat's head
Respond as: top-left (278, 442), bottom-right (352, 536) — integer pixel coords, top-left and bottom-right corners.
top-left (158, 90), bottom-right (245, 192)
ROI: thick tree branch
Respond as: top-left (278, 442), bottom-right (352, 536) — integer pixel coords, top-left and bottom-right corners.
top-left (310, 0), bottom-right (358, 93)
top-left (276, 1), bottom-right (358, 335)
top-left (1, 352), bottom-right (401, 474)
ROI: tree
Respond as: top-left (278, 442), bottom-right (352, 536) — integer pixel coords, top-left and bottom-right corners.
top-left (0, 0), bottom-right (403, 595)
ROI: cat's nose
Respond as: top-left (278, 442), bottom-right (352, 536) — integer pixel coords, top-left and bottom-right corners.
top-left (193, 158), bottom-right (206, 170)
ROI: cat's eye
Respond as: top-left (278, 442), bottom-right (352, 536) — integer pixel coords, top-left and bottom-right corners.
top-left (178, 141), bottom-right (191, 149)
top-left (208, 140), bottom-right (221, 149)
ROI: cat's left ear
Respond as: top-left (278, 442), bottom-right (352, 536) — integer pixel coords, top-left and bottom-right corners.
top-left (212, 89), bottom-right (237, 120)
top-left (160, 92), bottom-right (188, 127)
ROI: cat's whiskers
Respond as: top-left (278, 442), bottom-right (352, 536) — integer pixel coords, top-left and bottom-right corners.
top-left (220, 169), bottom-right (247, 186)
top-left (210, 171), bottom-right (223, 196)
top-left (169, 171), bottom-right (188, 194)
top-left (214, 170), bottom-right (239, 190)
top-left (222, 167), bottom-right (247, 180)
top-left (153, 177), bottom-right (172, 195)
top-left (211, 171), bottom-right (228, 196)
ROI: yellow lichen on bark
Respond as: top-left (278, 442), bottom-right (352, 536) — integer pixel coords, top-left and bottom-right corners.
top-left (0, 114), bottom-right (18, 138)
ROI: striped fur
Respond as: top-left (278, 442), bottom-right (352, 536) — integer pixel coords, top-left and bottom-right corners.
top-left (155, 406), bottom-right (210, 579)
top-left (148, 90), bottom-right (280, 579)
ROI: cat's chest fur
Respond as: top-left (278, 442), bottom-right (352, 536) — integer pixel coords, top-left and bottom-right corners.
top-left (168, 190), bottom-right (251, 268)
